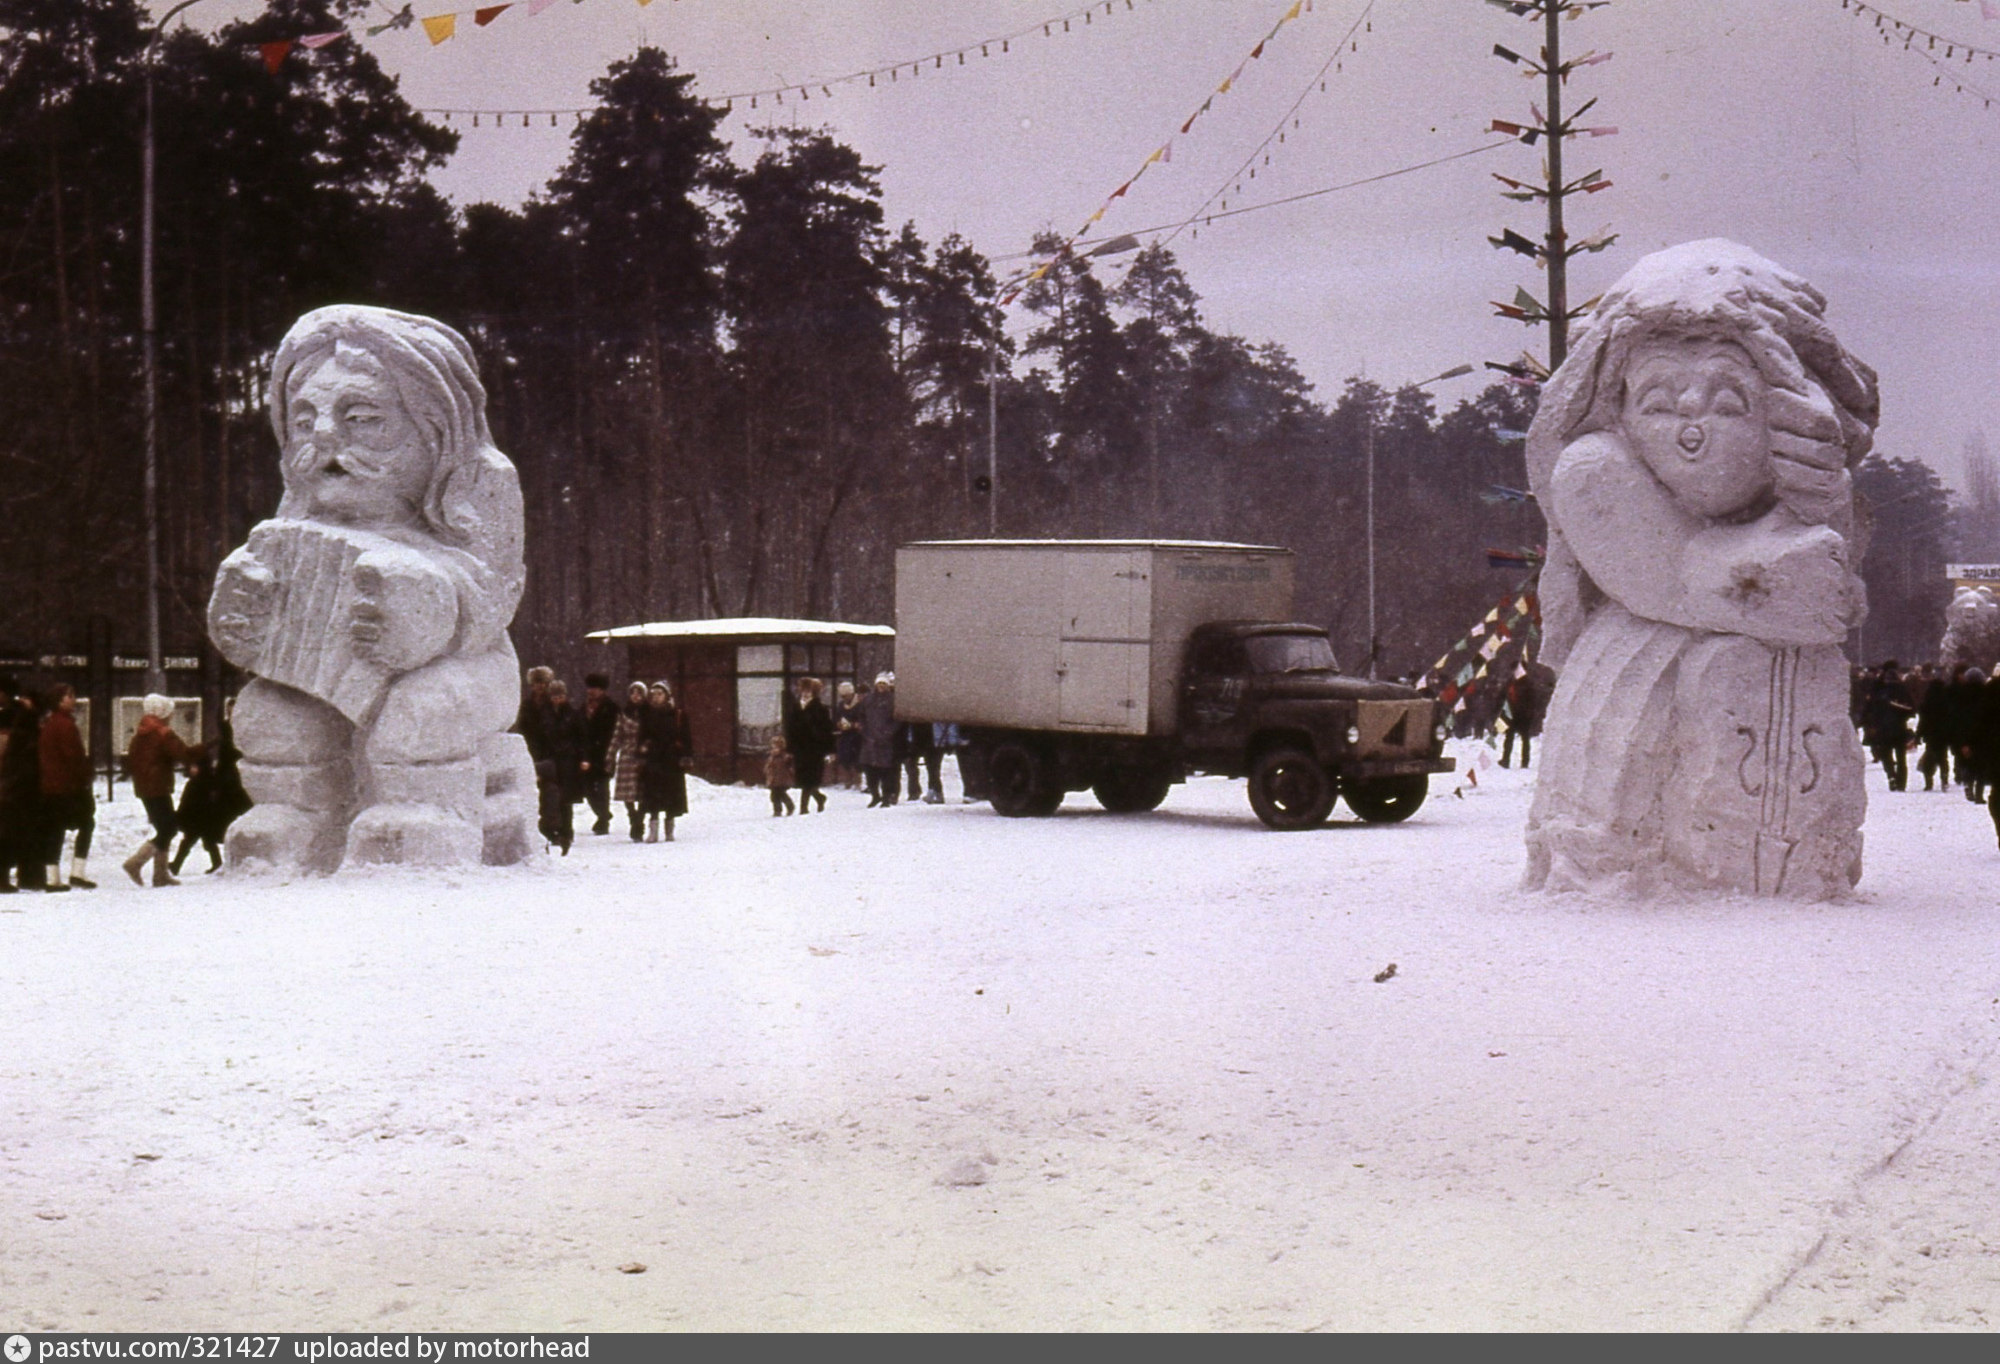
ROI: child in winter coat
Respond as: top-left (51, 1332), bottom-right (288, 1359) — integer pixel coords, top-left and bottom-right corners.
top-left (765, 735), bottom-right (796, 816)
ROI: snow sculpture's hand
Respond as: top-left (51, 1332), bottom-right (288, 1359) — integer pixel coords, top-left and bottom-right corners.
top-left (348, 551), bottom-right (456, 673)
top-left (208, 548), bottom-right (279, 669)
top-left (1686, 518), bottom-right (1858, 645)
top-left (1766, 383), bottom-right (1854, 534)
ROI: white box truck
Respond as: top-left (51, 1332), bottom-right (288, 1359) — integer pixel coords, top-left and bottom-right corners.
top-left (895, 540), bottom-right (1454, 829)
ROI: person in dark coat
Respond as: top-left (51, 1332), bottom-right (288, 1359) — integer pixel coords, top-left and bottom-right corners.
top-left (38, 683), bottom-right (94, 890)
top-left (1499, 662), bottom-right (1553, 770)
top-left (900, 718), bottom-right (939, 803)
top-left (858, 672), bottom-right (902, 807)
top-left (784, 677), bottom-right (835, 813)
top-left (514, 665), bottom-right (555, 763)
top-left (122, 694), bottom-right (200, 887)
top-left (1860, 662), bottom-right (1914, 792)
top-left (1953, 667), bottom-right (1990, 803)
top-left (579, 673), bottom-right (620, 836)
top-left (1916, 664), bottom-right (1957, 791)
top-left (637, 681), bottom-right (692, 842)
top-left (168, 700), bottom-right (252, 875)
top-left (536, 679), bottom-right (588, 854)
top-left (0, 679), bottom-right (47, 892)
top-left (1968, 671), bottom-right (2000, 848)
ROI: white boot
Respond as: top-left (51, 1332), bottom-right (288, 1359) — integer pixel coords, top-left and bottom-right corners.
top-left (44, 865), bottom-right (70, 893)
top-left (644, 815), bottom-right (659, 844)
top-left (123, 842), bottom-right (156, 886)
top-left (70, 854), bottom-right (95, 890)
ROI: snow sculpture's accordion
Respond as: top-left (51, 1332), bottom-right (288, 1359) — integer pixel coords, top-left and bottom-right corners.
top-left (241, 520), bottom-right (396, 723)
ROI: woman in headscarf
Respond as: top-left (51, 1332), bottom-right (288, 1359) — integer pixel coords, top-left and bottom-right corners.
top-left (636, 681), bottom-right (692, 842)
top-left (609, 680), bottom-right (649, 841)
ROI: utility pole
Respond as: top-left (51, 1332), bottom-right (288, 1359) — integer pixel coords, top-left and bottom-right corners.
top-left (985, 317), bottom-right (999, 536)
top-left (142, 0), bottom-right (210, 694)
top-left (1486, 0), bottom-right (1616, 376)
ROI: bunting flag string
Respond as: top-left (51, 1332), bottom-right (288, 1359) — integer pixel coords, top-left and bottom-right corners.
top-left (1001, 0), bottom-right (1316, 304)
top-left (264, 0), bottom-right (1160, 116)
top-left (1163, 0), bottom-right (1379, 247)
top-left (987, 139), bottom-right (1513, 268)
top-left (1421, 582), bottom-right (1542, 735)
top-left (1837, 0), bottom-right (2000, 110)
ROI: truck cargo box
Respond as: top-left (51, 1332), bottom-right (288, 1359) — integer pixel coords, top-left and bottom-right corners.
top-left (894, 540), bottom-right (1296, 737)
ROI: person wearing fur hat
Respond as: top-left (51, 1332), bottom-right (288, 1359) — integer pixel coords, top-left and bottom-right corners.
top-left (123, 694), bottom-right (201, 887)
top-left (579, 672), bottom-right (619, 835)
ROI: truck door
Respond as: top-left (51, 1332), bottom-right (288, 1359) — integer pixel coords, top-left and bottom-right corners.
top-left (1057, 549), bottom-right (1147, 731)
top-left (1180, 632), bottom-right (1249, 758)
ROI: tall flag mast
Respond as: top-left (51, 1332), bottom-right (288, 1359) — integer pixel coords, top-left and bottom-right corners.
top-left (1485, 0), bottom-right (1616, 376)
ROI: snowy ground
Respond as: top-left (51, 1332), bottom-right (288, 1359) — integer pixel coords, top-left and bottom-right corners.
top-left (6, 743), bottom-right (2000, 1332)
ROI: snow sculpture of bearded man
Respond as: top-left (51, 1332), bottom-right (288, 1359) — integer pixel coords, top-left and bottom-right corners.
top-left (1523, 240), bottom-right (1878, 898)
top-left (208, 305), bottom-right (537, 871)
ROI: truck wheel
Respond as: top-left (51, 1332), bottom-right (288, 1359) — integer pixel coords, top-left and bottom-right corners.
top-left (1248, 747), bottom-right (1335, 830)
top-left (1093, 766), bottom-right (1172, 814)
top-left (1343, 774), bottom-right (1429, 823)
top-left (988, 742), bottom-right (1062, 817)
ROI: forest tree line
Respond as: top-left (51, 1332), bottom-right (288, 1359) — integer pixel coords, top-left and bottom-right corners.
top-left (0, 0), bottom-right (1968, 697)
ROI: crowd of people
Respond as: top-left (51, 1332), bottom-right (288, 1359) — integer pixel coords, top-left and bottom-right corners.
top-left (1853, 660), bottom-right (2000, 843)
top-left (1, 677), bottom-right (250, 893)
top-left (511, 664), bottom-right (970, 847)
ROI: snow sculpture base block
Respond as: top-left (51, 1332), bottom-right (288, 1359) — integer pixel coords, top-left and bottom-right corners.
top-left (1521, 240), bottom-right (1879, 901)
top-left (207, 304), bottom-right (536, 875)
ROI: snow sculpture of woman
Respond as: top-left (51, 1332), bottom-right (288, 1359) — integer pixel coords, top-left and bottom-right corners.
top-left (208, 305), bottom-right (537, 871)
top-left (1523, 241), bottom-right (1879, 898)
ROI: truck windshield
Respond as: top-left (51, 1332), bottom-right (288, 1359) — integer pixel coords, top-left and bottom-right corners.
top-left (1245, 634), bottom-right (1338, 674)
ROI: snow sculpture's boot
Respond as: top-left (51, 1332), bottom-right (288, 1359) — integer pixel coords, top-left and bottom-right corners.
top-left (123, 842), bottom-right (156, 886)
top-left (151, 847), bottom-right (179, 887)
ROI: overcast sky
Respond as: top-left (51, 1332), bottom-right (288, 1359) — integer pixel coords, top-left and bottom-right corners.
top-left (196, 0), bottom-right (2000, 489)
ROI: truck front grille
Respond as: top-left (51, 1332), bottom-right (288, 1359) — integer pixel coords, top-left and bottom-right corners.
top-left (1355, 699), bottom-right (1433, 757)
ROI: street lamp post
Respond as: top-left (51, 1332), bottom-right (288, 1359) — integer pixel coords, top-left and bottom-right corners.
top-left (1364, 363), bottom-right (1476, 678)
top-left (141, 0), bottom-right (208, 695)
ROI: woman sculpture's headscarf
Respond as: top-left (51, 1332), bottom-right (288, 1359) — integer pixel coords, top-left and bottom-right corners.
top-left (1525, 240), bottom-right (1879, 667)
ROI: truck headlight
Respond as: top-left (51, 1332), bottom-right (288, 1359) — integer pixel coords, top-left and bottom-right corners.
top-left (1346, 725), bottom-right (1361, 744)
top-left (1434, 723), bottom-right (1449, 743)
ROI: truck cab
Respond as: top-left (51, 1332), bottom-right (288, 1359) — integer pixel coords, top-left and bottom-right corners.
top-left (1177, 621), bottom-right (1452, 827)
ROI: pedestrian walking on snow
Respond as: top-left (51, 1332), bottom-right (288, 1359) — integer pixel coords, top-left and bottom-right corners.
top-left (784, 677), bottom-right (834, 813)
top-left (38, 683), bottom-right (95, 890)
top-left (123, 694), bottom-right (200, 887)
top-left (858, 672), bottom-right (901, 807)
top-left (765, 735), bottom-right (796, 816)
top-left (637, 681), bottom-right (692, 842)
top-left (610, 681), bottom-right (648, 841)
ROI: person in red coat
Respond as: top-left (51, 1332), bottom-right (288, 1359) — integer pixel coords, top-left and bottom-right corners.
top-left (38, 683), bottom-right (94, 890)
top-left (123, 694), bottom-right (200, 887)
